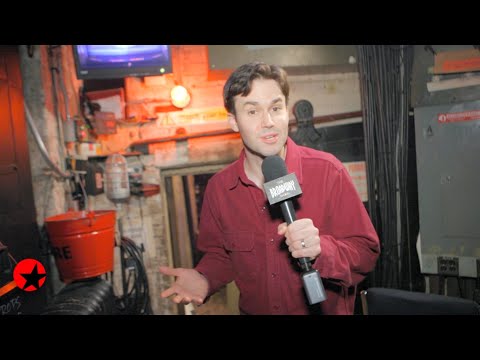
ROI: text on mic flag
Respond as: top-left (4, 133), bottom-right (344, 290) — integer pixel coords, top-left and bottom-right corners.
top-left (263, 173), bottom-right (302, 205)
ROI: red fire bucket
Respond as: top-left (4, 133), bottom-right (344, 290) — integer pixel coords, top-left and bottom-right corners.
top-left (44, 210), bottom-right (116, 283)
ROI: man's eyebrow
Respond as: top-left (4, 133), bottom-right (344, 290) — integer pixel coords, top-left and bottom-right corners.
top-left (241, 97), bottom-right (284, 107)
top-left (242, 101), bottom-right (259, 107)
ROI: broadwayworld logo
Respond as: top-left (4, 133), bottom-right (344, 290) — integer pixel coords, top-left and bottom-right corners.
top-left (269, 180), bottom-right (297, 198)
top-left (263, 173), bottom-right (302, 205)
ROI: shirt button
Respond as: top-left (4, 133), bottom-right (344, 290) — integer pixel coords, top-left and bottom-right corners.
top-left (270, 238), bottom-right (274, 244)
top-left (271, 273), bottom-right (276, 278)
top-left (273, 305), bottom-right (279, 311)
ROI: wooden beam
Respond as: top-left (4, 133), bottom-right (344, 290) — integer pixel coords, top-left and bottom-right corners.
top-left (170, 175), bottom-right (193, 269)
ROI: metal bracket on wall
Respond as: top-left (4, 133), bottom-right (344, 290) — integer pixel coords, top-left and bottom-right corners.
top-left (290, 99), bottom-right (326, 151)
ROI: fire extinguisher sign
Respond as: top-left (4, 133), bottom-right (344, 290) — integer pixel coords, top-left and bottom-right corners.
top-left (438, 110), bottom-right (480, 124)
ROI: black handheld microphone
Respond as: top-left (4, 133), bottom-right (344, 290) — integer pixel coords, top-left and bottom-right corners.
top-left (262, 155), bottom-right (327, 304)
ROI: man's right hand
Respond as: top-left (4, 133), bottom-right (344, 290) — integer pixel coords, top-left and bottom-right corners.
top-left (159, 266), bottom-right (209, 305)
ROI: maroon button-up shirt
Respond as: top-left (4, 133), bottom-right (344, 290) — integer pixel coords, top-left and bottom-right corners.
top-left (195, 137), bottom-right (380, 315)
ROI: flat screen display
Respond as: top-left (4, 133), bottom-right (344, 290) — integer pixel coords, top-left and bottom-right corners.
top-left (73, 45), bottom-right (172, 79)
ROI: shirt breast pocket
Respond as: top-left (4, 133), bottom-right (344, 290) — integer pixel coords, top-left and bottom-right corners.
top-left (224, 232), bottom-right (257, 281)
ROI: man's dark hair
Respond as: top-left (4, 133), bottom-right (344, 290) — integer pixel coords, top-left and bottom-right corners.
top-left (223, 62), bottom-right (289, 115)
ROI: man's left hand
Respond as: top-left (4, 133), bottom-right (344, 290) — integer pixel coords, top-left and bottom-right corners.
top-left (277, 218), bottom-right (321, 261)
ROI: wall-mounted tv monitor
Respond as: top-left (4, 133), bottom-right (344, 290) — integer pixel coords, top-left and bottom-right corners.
top-left (73, 45), bottom-right (173, 80)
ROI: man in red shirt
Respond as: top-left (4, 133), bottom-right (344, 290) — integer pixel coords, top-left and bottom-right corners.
top-left (160, 62), bottom-right (380, 314)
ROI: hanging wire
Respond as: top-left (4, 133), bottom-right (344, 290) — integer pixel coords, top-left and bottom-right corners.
top-left (357, 45), bottom-right (415, 289)
top-left (114, 236), bottom-right (152, 315)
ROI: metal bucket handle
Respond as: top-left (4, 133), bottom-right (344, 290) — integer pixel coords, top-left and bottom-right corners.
top-left (86, 211), bottom-right (96, 227)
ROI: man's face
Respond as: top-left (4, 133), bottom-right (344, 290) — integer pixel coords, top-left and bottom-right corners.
top-left (228, 78), bottom-right (289, 159)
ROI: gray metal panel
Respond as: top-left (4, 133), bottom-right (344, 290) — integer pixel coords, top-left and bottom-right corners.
top-left (414, 100), bottom-right (480, 277)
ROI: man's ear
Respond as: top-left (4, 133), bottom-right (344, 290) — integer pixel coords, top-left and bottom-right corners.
top-left (228, 113), bottom-right (239, 132)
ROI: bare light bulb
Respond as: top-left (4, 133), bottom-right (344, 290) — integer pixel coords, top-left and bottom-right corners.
top-left (170, 85), bottom-right (191, 108)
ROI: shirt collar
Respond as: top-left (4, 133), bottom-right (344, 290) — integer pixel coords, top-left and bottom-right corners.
top-left (227, 136), bottom-right (303, 190)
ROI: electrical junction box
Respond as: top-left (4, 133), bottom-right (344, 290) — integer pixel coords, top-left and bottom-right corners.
top-left (414, 99), bottom-right (480, 278)
top-left (85, 161), bottom-right (104, 196)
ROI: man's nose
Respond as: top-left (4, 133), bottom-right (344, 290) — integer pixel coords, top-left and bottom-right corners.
top-left (261, 111), bottom-right (275, 127)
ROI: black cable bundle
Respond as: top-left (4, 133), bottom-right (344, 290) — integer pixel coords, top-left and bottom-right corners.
top-left (115, 236), bottom-right (153, 315)
top-left (357, 45), bottom-right (415, 290)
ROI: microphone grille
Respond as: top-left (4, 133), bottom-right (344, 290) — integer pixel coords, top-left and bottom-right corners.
top-left (262, 155), bottom-right (288, 182)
